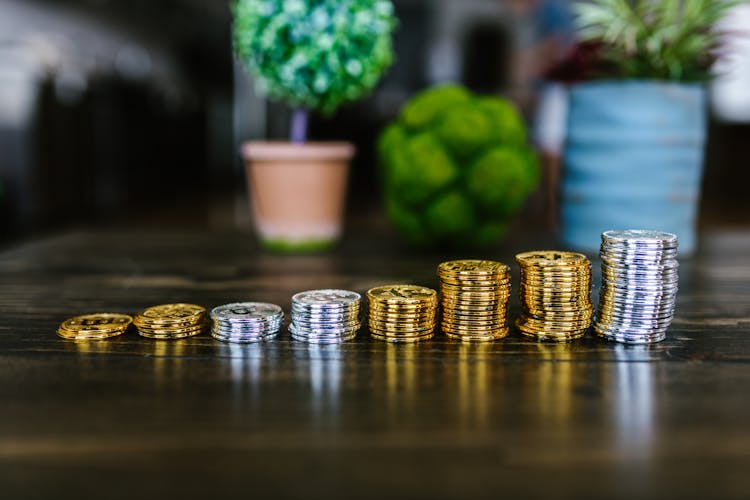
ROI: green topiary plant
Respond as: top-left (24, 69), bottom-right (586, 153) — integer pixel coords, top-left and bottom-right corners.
top-left (573, 0), bottom-right (742, 81)
top-left (233, 0), bottom-right (396, 142)
top-left (378, 85), bottom-right (540, 247)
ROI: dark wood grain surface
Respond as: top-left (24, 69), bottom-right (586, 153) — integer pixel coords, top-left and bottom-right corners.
top-left (1, 227), bottom-right (749, 499)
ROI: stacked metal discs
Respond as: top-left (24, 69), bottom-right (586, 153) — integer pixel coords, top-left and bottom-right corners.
top-left (210, 302), bottom-right (283, 343)
top-left (134, 303), bottom-right (207, 339)
top-left (367, 285), bottom-right (438, 342)
top-left (289, 289), bottom-right (362, 343)
top-left (594, 230), bottom-right (679, 344)
top-left (57, 313), bottom-right (132, 340)
top-left (516, 251), bottom-right (593, 341)
top-left (437, 260), bottom-right (511, 341)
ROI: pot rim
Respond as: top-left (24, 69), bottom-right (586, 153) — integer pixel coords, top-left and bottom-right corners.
top-left (242, 141), bottom-right (355, 162)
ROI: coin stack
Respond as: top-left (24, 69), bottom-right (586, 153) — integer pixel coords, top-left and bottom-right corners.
top-left (594, 230), bottom-right (679, 344)
top-left (367, 285), bottom-right (438, 342)
top-left (210, 302), bottom-right (283, 343)
top-left (134, 303), bottom-right (207, 339)
top-left (57, 313), bottom-right (132, 340)
top-left (437, 260), bottom-right (511, 341)
top-left (515, 251), bottom-right (593, 341)
top-left (289, 289), bottom-right (362, 343)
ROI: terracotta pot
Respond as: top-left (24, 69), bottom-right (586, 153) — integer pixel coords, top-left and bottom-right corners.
top-left (241, 141), bottom-right (355, 252)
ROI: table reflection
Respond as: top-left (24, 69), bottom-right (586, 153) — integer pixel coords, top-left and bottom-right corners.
top-left (611, 344), bottom-right (656, 459)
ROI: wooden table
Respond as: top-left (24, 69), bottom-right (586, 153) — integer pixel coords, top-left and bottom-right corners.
top-left (1, 227), bottom-right (748, 499)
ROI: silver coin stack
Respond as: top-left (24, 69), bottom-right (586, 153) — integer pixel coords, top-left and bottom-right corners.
top-left (289, 289), bottom-right (362, 343)
top-left (594, 230), bottom-right (679, 344)
top-left (210, 302), bottom-right (284, 343)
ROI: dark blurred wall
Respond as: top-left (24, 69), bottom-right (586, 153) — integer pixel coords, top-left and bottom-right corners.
top-left (0, 0), bottom-right (233, 238)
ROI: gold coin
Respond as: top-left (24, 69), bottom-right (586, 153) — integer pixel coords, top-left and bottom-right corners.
top-left (444, 328), bottom-right (509, 341)
top-left (134, 316), bottom-right (205, 329)
top-left (135, 303), bottom-right (206, 325)
top-left (57, 313), bottom-right (132, 340)
top-left (368, 312), bottom-right (436, 322)
top-left (441, 321), bottom-right (507, 332)
top-left (443, 297), bottom-right (510, 306)
top-left (523, 310), bottom-right (593, 321)
top-left (517, 329), bottom-right (586, 342)
top-left (369, 301), bottom-right (437, 311)
top-left (438, 277), bottom-right (511, 287)
top-left (367, 315), bottom-right (436, 325)
top-left (370, 332), bottom-right (434, 343)
top-left (438, 259), bottom-right (509, 276)
top-left (443, 287), bottom-right (511, 295)
top-left (442, 304), bottom-right (507, 314)
top-left (367, 321), bottom-right (435, 333)
top-left (137, 323), bottom-right (206, 339)
top-left (516, 317), bottom-right (589, 333)
top-left (516, 250), bottom-right (589, 268)
top-left (517, 318), bottom-right (592, 332)
top-left (367, 285), bottom-right (437, 305)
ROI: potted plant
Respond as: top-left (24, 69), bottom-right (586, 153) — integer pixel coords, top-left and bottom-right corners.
top-left (378, 84), bottom-right (539, 248)
top-left (233, 0), bottom-right (396, 252)
top-left (558, 0), bottom-right (738, 256)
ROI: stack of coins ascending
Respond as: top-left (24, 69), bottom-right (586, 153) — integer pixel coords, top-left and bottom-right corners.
top-left (134, 303), bottom-right (207, 339)
top-left (594, 230), bottom-right (679, 344)
top-left (437, 260), bottom-right (511, 341)
top-left (289, 289), bottom-right (362, 343)
top-left (57, 313), bottom-right (132, 340)
top-left (367, 285), bottom-right (438, 342)
top-left (210, 302), bottom-right (283, 343)
top-left (515, 251), bottom-right (593, 341)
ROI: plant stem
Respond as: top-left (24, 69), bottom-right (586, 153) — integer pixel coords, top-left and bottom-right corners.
top-left (290, 108), bottom-right (309, 144)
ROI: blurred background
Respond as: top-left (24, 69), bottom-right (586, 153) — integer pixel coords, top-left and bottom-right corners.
top-left (1, 0), bottom-right (748, 244)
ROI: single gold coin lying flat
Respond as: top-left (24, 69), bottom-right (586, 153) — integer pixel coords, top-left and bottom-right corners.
top-left (57, 313), bottom-right (132, 340)
top-left (135, 303), bottom-right (206, 325)
top-left (515, 250), bottom-right (589, 268)
top-left (438, 260), bottom-right (509, 277)
top-left (370, 332), bottom-right (434, 343)
top-left (367, 285), bottom-right (437, 305)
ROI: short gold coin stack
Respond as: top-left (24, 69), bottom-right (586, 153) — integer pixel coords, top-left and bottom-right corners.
top-left (367, 285), bottom-right (438, 342)
top-left (134, 303), bottom-right (207, 339)
top-left (437, 260), bottom-right (511, 341)
top-left (515, 251), bottom-right (593, 341)
top-left (57, 313), bottom-right (133, 340)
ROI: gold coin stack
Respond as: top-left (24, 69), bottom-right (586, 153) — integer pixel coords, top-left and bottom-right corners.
top-left (515, 251), bottom-right (593, 341)
top-left (437, 260), bottom-right (511, 341)
top-left (57, 313), bottom-right (133, 340)
top-left (134, 303), bottom-right (208, 339)
top-left (367, 285), bottom-right (438, 342)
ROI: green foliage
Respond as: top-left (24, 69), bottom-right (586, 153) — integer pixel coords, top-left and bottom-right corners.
top-left (233, 0), bottom-right (396, 114)
top-left (378, 84), bottom-right (539, 248)
top-left (574, 0), bottom-right (742, 81)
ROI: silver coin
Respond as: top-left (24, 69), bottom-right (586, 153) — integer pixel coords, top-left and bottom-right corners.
top-left (211, 330), bottom-right (278, 343)
top-left (594, 327), bottom-right (666, 344)
top-left (290, 322), bottom-right (361, 335)
top-left (604, 290), bottom-right (678, 299)
top-left (291, 331), bottom-right (358, 344)
top-left (292, 289), bottom-right (361, 307)
top-left (212, 322), bottom-right (283, 334)
top-left (291, 318), bottom-right (362, 330)
top-left (596, 312), bottom-right (675, 325)
top-left (290, 308), bottom-right (360, 321)
top-left (291, 299), bottom-right (360, 309)
top-left (211, 302), bottom-right (283, 320)
top-left (602, 229), bottom-right (678, 245)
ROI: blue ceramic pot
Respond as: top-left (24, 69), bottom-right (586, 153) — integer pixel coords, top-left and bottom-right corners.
top-left (561, 81), bottom-right (706, 256)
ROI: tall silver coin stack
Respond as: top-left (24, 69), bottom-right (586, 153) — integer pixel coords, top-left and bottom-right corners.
top-left (594, 230), bottom-right (679, 344)
top-left (210, 302), bottom-right (284, 343)
top-left (289, 289), bottom-right (362, 343)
